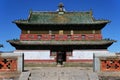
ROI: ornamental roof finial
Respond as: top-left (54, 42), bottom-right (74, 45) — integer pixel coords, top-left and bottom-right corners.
top-left (58, 3), bottom-right (64, 12)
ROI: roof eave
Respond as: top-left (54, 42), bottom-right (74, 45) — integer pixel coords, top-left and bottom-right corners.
top-left (13, 20), bottom-right (109, 25)
top-left (7, 40), bottom-right (116, 45)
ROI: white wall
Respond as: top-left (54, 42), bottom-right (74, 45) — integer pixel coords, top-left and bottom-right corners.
top-left (14, 50), bottom-right (54, 60)
top-left (69, 50), bottom-right (109, 60)
top-left (14, 50), bottom-right (110, 60)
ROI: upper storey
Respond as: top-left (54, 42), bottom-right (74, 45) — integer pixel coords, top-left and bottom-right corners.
top-left (13, 3), bottom-right (110, 30)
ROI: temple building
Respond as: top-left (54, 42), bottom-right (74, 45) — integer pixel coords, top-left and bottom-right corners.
top-left (8, 3), bottom-right (116, 63)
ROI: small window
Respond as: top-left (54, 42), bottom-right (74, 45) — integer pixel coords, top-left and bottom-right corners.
top-left (49, 30), bottom-right (52, 35)
top-left (51, 35), bottom-right (55, 40)
top-left (82, 35), bottom-right (86, 40)
top-left (67, 35), bottom-right (71, 39)
top-left (38, 35), bottom-right (42, 40)
top-left (27, 30), bottom-right (30, 34)
top-left (71, 30), bottom-right (74, 35)
top-left (59, 30), bottom-right (63, 35)
top-left (92, 30), bottom-right (95, 34)
top-left (50, 51), bottom-right (56, 56)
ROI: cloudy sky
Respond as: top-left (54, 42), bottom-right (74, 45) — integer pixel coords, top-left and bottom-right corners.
top-left (0, 0), bottom-right (120, 52)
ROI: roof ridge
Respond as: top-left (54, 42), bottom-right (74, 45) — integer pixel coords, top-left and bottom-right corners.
top-left (31, 11), bottom-right (92, 13)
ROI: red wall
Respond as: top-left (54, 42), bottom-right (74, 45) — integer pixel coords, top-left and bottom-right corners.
top-left (20, 34), bottom-right (102, 41)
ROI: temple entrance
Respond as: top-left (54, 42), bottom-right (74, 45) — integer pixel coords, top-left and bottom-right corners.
top-left (57, 51), bottom-right (66, 65)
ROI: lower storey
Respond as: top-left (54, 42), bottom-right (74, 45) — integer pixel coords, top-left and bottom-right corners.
top-left (14, 50), bottom-right (109, 63)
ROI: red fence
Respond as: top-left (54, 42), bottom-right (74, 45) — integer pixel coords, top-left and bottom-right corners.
top-left (101, 60), bottom-right (120, 71)
top-left (0, 58), bottom-right (17, 71)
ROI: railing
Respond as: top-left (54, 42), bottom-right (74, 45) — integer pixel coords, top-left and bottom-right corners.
top-left (94, 53), bottom-right (120, 72)
top-left (20, 34), bottom-right (102, 41)
top-left (0, 53), bottom-right (24, 72)
top-left (101, 60), bottom-right (120, 71)
top-left (0, 58), bottom-right (17, 71)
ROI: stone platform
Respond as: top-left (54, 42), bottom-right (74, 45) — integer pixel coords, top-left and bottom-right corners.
top-left (26, 67), bottom-right (98, 80)
top-left (1, 67), bottom-right (120, 80)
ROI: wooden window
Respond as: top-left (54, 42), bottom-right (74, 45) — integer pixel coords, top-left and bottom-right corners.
top-left (92, 30), bottom-right (95, 34)
top-left (67, 35), bottom-right (71, 39)
top-left (49, 30), bottom-right (52, 35)
top-left (71, 30), bottom-right (74, 35)
top-left (51, 35), bottom-right (55, 40)
top-left (50, 51), bottom-right (57, 56)
top-left (66, 52), bottom-right (72, 56)
top-left (27, 30), bottom-right (30, 34)
top-left (38, 35), bottom-right (42, 40)
top-left (59, 30), bottom-right (63, 35)
top-left (82, 35), bottom-right (86, 40)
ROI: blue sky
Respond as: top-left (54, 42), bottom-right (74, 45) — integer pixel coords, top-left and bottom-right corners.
top-left (0, 0), bottom-right (120, 52)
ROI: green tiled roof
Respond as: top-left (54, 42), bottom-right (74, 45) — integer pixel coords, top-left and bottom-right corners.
top-left (14, 11), bottom-right (109, 25)
top-left (14, 3), bottom-right (109, 25)
top-left (29, 11), bottom-right (94, 24)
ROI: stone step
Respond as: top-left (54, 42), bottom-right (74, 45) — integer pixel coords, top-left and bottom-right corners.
top-left (88, 72), bottom-right (99, 80)
top-left (19, 72), bottom-right (31, 80)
